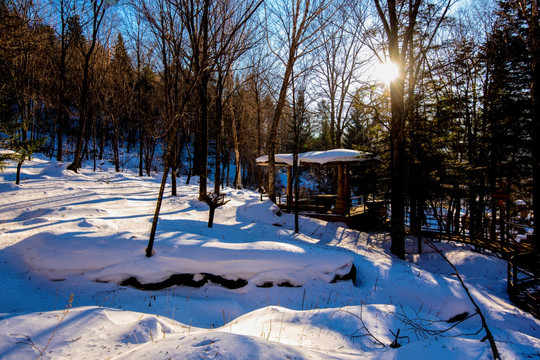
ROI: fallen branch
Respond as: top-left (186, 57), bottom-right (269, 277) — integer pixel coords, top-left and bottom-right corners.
top-left (330, 306), bottom-right (386, 348)
top-left (422, 238), bottom-right (501, 359)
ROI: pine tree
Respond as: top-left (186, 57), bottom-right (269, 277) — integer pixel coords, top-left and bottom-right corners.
top-left (483, 1), bottom-right (535, 247)
top-left (108, 33), bottom-right (134, 172)
top-left (0, 118), bottom-right (45, 184)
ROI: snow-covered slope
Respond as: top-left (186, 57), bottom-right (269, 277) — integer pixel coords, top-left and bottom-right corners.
top-left (0, 154), bottom-right (538, 359)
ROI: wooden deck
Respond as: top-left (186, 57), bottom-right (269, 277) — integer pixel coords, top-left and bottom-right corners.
top-left (507, 252), bottom-right (540, 318)
top-left (277, 200), bottom-right (386, 231)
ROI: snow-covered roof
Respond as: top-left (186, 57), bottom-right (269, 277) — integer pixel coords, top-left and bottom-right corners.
top-left (256, 149), bottom-right (375, 166)
top-left (256, 153), bottom-right (295, 166)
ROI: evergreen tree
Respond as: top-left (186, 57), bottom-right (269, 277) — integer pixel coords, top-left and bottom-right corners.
top-left (312, 100), bottom-right (332, 150)
top-left (107, 33), bottom-right (135, 171)
top-left (0, 117), bottom-right (45, 184)
top-left (483, 1), bottom-right (534, 245)
top-left (498, 0), bottom-right (540, 254)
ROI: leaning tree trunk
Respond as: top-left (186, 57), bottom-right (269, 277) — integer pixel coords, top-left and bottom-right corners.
top-left (16, 161), bottom-right (22, 185)
top-left (267, 56), bottom-right (295, 202)
top-left (146, 163), bottom-right (170, 257)
top-left (67, 1), bottom-right (104, 172)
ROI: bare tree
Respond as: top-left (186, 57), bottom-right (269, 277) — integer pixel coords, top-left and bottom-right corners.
top-left (123, 8), bottom-right (155, 177)
top-left (315, 0), bottom-right (371, 149)
top-left (0, 0), bottom-right (52, 181)
top-left (371, 0), bottom-right (452, 258)
top-left (143, 0), bottom-right (262, 256)
top-left (47, 0), bottom-right (78, 161)
top-left (241, 47), bottom-right (275, 190)
top-left (138, 0), bottom-right (191, 256)
top-left (162, 0), bottom-right (262, 200)
top-left (264, 0), bottom-right (334, 202)
top-left (212, 3), bottom-right (261, 193)
top-left (67, 0), bottom-right (111, 172)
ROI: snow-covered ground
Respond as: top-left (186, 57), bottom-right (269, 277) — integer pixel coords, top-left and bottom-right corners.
top-left (0, 154), bottom-right (538, 359)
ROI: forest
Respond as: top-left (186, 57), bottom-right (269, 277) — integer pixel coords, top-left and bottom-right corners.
top-left (0, 0), bottom-right (538, 260)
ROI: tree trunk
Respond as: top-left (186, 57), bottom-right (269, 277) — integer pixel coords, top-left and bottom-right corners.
top-left (56, 6), bottom-right (68, 162)
top-left (208, 207), bottom-right (215, 228)
top-left (197, 73), bottom-right (209, 200)
top-left (255, 85), bottom-right (262, 189)
top-left (230, 103), bottom-right (242, 190)
top-left (214, 118), bottom-right (222, 194)
top-left (454, 194), bottom-right (461, 235)
top-left (137, 49), bottom-right (143, 177)
top-left (185, 134), bottom-right (192, 185)
top-left (147, 163), bottom-right (170, 257)
top-left (16, 161), bottom-right (22, 185)
top-left (374, 0), bottom-right (422, 259)
top-left (171, 166), bottom-right (177, 196)
top-left (170, 131), bottom-right (178, 196)
top-left (67, 1), bottom-right (105, 172)
top-left (139, 121), bottom-right (143, 177)
top-left (226, 148), bottom-right (230, 187)
top-left (286, 166), bottom-right (293, 212)
top-left (195, 0), bottom-right (210, 200)
top-left (92, 121), bottom-right (96, 172)
top-left (267, 52), bottom-right (296, 202)
top-left (113, 117), bottom-right (120, 172)
top-left (389, 73), bottom-right (406, 259)
top-left (293, 154), bottom-right (299, 233)
top-left (214, 71), bottom-right (225, 195)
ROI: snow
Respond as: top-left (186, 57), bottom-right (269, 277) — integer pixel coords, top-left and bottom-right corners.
top-left (256, 153), bottom-right (295, 166)
top-left (256, 148), bottom-right (373, 166)
top-left (298, 149), bottom-right (373, 165)
top-left (0, 154), bottom-right (539, 359)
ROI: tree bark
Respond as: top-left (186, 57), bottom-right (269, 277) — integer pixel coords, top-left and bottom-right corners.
top-left (267, 56), bottom-right (295, 202)
top-left (286, 166), bottom-right (293, 212)
top-left (266, 0), bottom-right (331, 203)
top-left (208, 207), bottom-right (215, 228)
top-left (146, 163), bottom-right (170, 257)
top-left (214, 76), bottom-right (223, 194)
top-left (388, 24), bottom-right (407, 259)
top-left (67, 0), bottom-right (106, 172)
top-left (231, 102), bottom-right (242, 190)
top-left (113, 116), bottom-right (120, 172)
top-left (16, 161), bottom-right (22, 185)
top-left (374, 0), bottom-right (422, 259)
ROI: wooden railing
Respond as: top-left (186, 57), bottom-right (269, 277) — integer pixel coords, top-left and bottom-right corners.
top-left (507, 252), bottom-right (539, 318)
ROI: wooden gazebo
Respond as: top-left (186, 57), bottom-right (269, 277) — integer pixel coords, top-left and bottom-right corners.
top-left (256, 149), bottom-right (382, 228)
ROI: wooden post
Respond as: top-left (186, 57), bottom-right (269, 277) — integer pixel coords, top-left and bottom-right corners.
top-left (345, 164), bottom-right (350, 215)
top-left (286, 166), bottom-right (293, 212)
top-left (335, 164), bottom-right (347, 213)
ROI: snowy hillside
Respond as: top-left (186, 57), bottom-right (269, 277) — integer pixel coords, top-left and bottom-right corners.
top-left (0, 154), bottom-right (538, 359)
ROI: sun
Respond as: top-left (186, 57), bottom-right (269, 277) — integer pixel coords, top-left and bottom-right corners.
top-left (375, 61), bottom-right (400, 84)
